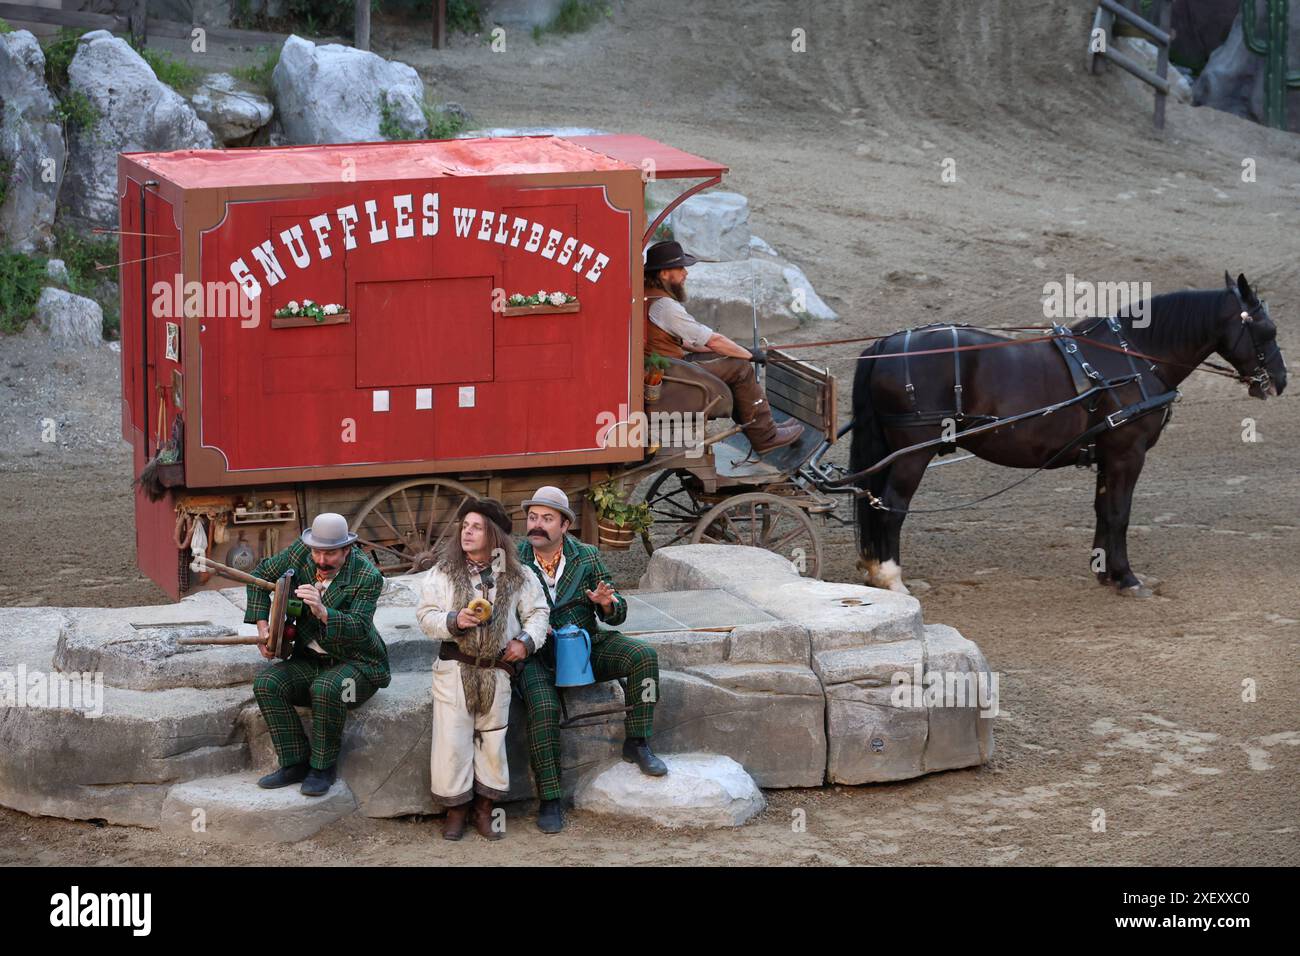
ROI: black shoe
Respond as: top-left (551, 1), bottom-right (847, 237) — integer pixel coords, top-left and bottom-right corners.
top-left (257, 763), bottom-right (309, 789)
top-left (536, 798), bottom-right (565, 834)
top-left (621, 737), bottom-right (668, 776)
top-left (300, 764), bottom-right (337, 797)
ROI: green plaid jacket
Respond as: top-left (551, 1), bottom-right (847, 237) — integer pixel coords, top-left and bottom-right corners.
top-left (244, 539), bottom-right (391, 688)
top-left (517, 534), bottom-right (627, 643)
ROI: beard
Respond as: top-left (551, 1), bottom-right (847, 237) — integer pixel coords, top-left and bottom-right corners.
top-left (666, 278), bottom-right (687, 303)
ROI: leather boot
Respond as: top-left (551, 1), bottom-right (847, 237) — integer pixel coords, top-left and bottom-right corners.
top-left (442, 803), bottom-right (469, 841)
top-left (471, 793), bottom-right (503, 840)
top-left (536, 798), bottom-right (565, 834)
top-left (257, 763), bottom-right (308, 789)
top-left (622, 737), bottom-right (668, 776)
top-left (299, 764), bottom-right (337, 797)
top-left (750, 419), bottom-right (804, 454)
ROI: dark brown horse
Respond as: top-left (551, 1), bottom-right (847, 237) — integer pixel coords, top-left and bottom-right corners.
top-left (850, 274), bottom-right (1286, 595)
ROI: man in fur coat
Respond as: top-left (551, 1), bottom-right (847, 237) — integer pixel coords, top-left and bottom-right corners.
top-left (416, 497), bottom-right (549, 841)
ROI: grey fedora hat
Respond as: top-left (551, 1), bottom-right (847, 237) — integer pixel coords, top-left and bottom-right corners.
top-left (300, 512), bottom-right (359, 549)
top-left (522, 485), bottom-right (575, 523)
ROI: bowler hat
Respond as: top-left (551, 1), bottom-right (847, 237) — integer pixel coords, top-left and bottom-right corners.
top-left (644, 240), bottom-right (698, 272)
top-left (455, 496), bottom-right (514, 535)
top-left (522, 485), bottom-right (576, 523)
top-left (300, 512), bottom-right (359, 550)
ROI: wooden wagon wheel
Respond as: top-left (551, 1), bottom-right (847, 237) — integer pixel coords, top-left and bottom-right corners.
top-left (639, 468), bottom-right (714, 557)
top-left (350, 477), bottom-right (478, 575)
top-left (688, 491), bottom-right (823, 578)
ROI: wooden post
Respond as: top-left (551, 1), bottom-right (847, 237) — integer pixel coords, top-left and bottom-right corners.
top-left (1153, 0), bottom-right (1170, 131)
top-left (355, 0), bottom-right (370, 51)
top-left (432, 0), bottom-right (446, 49)
top-left (129, 0), bottom-right (147, 48)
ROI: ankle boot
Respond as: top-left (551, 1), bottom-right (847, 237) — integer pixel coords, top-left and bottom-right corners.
top-left (442, 803), bottom-right (469, 841)
top-left (471, 793), bottom-right (503, 840)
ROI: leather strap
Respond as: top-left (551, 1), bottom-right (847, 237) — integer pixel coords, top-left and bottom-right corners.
top-left (439, 642), bottom-right (517, 676)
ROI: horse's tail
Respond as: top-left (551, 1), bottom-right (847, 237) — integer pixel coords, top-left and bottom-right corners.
top-left (850, 339), bottom-right (891, 568)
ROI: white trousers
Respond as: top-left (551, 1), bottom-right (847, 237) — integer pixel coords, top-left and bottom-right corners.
top-left (430, 658), bottom-right (511, 805)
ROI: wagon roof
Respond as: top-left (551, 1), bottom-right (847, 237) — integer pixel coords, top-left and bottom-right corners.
top-left (121, 134), bottom-right (727, 189)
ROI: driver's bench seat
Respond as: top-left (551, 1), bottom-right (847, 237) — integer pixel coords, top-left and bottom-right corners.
top-left (651, 356), bottom-right (733, 419)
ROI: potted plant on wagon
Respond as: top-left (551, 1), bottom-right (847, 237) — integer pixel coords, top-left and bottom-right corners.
top-left (644, 352), bottom-right (670, 403)
top-left (588, 480), bottom-right (652, 550)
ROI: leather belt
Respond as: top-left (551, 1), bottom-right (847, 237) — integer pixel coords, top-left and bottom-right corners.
top-left (439, 642), bottom-right (516, 676)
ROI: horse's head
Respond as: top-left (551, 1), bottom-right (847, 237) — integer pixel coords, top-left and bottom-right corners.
top-left (1218, 272), bottom-right (1286, 399)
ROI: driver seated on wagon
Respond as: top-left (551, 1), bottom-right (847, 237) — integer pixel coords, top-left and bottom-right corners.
top-left (643, 240), bottom-right (803, 454)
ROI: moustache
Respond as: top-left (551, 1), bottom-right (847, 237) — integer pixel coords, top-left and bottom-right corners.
top-left (527, 528), bottom-right (551, 538)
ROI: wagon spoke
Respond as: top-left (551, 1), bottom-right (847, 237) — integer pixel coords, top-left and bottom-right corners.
top-left (398, 489), bottom-right (418, 539)
top-left (424, 487), bottom-right (441, 548)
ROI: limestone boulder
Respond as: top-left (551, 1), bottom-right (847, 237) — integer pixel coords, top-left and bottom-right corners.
top-left (682, 256), bottom-right (837, 343)
top-left (576, 753), bottom-right (765, 828)
top-left (272, 35), bottom-right (425, 144)
top-left (34, 288), bottom-right (103, 348)
top-left (672, 190), bottom-right (751, 262)
top-left (0, 30), bottom-right (64, 252)
top-left (190, 73), bottom-right (273, 145)
top-left (62, 31), bottom-right (213, 229)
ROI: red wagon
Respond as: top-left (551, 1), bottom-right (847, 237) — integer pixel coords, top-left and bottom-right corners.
top-left (119, 133), bottom-right (839, 598)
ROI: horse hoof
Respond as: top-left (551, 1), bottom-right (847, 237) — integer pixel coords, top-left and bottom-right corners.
top-left (1119, 584), bottom-right (1154, 598)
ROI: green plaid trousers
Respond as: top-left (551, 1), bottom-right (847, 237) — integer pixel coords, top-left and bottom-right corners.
top-left (253, 654), bottom-right (378, 770)
top-left (519, 632), bottom-right (660, 801)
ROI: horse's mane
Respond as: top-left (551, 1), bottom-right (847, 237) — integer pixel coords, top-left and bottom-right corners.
top-left (1108, 289), bottom-right (1226, 352)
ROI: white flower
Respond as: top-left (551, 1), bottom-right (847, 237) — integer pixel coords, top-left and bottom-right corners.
top-left (536, 290), bottom-right (547, 299)
top-left (548, 292), bottom-right (567, 306)
top-left (323, 304), bottom-right (339, 315)
top-left (508, 293), bottom-right (526, 305)
top-left (303, 298), bottom-right (313, 306)
top-left (286, 300), bottom-right (299, 312)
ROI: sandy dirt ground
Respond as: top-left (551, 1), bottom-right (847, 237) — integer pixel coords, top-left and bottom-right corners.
top-left (1, 0), bottom-right (1297, 865)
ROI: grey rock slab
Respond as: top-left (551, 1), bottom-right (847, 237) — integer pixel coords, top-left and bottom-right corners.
top-left (920, 624), bottom-right (996, 773)
top-left (636, 629), bottom-right (729, 669)
top-left (726, 621), bottom-right (810, 664)
top-left (161, 772), bottom-right (355, 844)
top-left (685, 662), bottom-right (822, 697)
top-left (0, 682), bottom-right (253, 827)
top-left (575, 752), bottom-right (765, 828)
top-left (813, 639), bottom-right (924, 687)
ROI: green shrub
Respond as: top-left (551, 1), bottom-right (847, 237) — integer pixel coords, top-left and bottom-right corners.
top-left (138, 47), bottom-right (202, 93)
top-left (446, 0), bottom-right (483, 33)
top-left (0, 157), bottom-right (11, 210)
top-left (53, 226), bottom-right (117, 300)
top-left (0, 253), bottom-right (48, 334)
top-left (533, 0), bottom-right (610, 41)
top-left (42, 27), bottom-right (82, 91)
top-left (54, 89), bottom-right (100, 132)
top-left (422, 101), bottom-right (468, 140)
top-left (232, 44), bottom-right (281, 95)
top-left (0, 17), bottom-right (13, 34)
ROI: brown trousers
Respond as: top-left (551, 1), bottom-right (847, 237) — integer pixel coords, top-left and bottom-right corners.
top-left (684, 354), bottom-right (778, 444)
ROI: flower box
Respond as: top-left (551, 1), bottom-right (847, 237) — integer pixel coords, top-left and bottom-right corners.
top-left (271, 310), bottom-right (351, 329)
top-left (501, 302), bottom-right (581, 318)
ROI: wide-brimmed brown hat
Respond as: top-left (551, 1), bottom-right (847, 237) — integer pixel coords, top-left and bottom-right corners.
top-left (644, 240), bottom-right (699, 272)
top-left (455, 496), bottom-right (513, 535)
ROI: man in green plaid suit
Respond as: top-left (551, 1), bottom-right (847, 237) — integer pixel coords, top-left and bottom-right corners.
top-left (516, 486), bottom-right (667, 834)
top-left (248, 513), bottom-right (391, 797)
